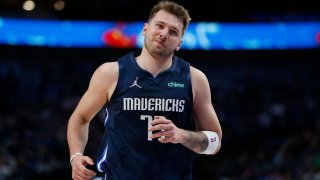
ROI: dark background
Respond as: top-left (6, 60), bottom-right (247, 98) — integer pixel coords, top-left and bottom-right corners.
top-left (0, 0), bottom-right (319, 179)
top-left (1, 0), bottom-right (320, 22)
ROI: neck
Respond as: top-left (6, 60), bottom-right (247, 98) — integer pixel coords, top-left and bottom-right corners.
top-left (136, 48), bottom-right (173, 77)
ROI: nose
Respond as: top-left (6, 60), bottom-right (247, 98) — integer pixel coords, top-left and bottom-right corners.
top-left (160, 31), bottom-right (168, 41)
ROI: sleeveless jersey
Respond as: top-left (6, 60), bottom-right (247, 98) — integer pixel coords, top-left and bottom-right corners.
top-left (96, 51), bottom-right (196, 180)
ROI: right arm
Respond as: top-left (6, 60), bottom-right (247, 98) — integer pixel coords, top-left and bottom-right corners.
top-left (67, 62), bottom-right (118, 180)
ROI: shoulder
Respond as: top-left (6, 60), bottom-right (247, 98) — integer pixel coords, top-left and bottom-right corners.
top-left (94, 61), bottom-right (119, 77)
top-left (89, 61), bottom-right (119, 86)
top-left (190, 66), bottom-right (208, 84)
top-left (190, 66), bottom-right (211, 100)
top-left (97, 61), bottom-right (119, 71)
top-left (88, 61), bottom-right (119, 101)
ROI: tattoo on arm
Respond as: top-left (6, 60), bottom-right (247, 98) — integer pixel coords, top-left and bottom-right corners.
top-left (182, 131), bottom-right (208, 153)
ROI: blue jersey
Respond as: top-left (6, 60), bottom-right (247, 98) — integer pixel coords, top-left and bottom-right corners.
top-left (96, 51), bottom-right (196, 180)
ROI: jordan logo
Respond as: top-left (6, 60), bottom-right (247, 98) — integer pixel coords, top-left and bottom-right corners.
top-left (130, 77), bottom-right (142, 88)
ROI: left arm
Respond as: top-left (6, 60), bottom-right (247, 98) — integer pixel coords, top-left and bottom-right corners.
top-left (149, 66), bottom-right (222, 155)
top-left (184, 66), bottom-right (222, 154)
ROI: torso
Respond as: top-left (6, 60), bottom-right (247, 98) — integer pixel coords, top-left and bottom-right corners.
top-left (96, 51), bottom-right (196, 180)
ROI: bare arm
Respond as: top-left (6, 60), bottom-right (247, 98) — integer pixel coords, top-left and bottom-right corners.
top-left (67, 62), bottom-right (118, 179)
top-left (182, 66), bottom-right (222, 154)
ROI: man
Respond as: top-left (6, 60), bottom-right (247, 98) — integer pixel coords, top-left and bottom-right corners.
top-left (67, 1), bottom-right (222, 179)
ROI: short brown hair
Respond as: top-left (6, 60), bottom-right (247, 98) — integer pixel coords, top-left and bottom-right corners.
top-left (148, 1), bottom-right (191, 34)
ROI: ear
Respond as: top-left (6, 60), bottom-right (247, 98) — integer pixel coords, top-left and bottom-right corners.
top-left (176, 40), bottom-right (182, 51)
top-left (142, 23), bottom-right (148, 36)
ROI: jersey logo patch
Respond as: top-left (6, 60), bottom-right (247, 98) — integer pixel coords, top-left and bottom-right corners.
top-left (130, 77), bottom-right (142, 88)
top-left (211, 137), bottom-right (216, 142)
top-left (168, 82), bottom-right (184, 88)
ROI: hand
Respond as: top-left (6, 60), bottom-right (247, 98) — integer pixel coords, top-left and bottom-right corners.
top-left (71, 155), bottom-right (97, 180)
top-left (149, 116), bottom-right (185, 144)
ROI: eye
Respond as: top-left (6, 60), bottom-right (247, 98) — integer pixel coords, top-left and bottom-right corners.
top-left (155, 23), bottom-right (163, 28)
top-left (169, 30), bottom-right (178, 36)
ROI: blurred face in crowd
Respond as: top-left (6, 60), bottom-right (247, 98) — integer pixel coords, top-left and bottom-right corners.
top-left (143, 10), bottom-right (183, 59)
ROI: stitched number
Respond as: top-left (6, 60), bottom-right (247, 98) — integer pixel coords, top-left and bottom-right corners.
top-left (140, 115), bottom-right (165, 141)
top-left (140, 115), bottom-right (153, 141)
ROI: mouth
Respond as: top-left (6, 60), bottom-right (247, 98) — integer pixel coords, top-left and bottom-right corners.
top-left (154, 39), bottom-right (165, 48)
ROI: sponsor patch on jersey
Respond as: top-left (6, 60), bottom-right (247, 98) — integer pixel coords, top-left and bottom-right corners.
top-left (168, 82), bottom-right (184, 88)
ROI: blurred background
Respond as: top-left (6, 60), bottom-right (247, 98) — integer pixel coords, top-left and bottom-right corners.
top-left (0, 0), bottom-right (319, 179)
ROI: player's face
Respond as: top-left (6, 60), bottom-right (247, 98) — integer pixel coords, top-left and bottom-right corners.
top-left (143, 10), bottom-right (183, 58)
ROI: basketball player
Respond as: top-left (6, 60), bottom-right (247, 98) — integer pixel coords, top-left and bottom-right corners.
top-left (67, 1), bottom-right (222, 179)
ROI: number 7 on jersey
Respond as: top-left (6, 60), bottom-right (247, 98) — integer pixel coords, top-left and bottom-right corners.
top-left (140, 115), bottom-right (165, 141)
